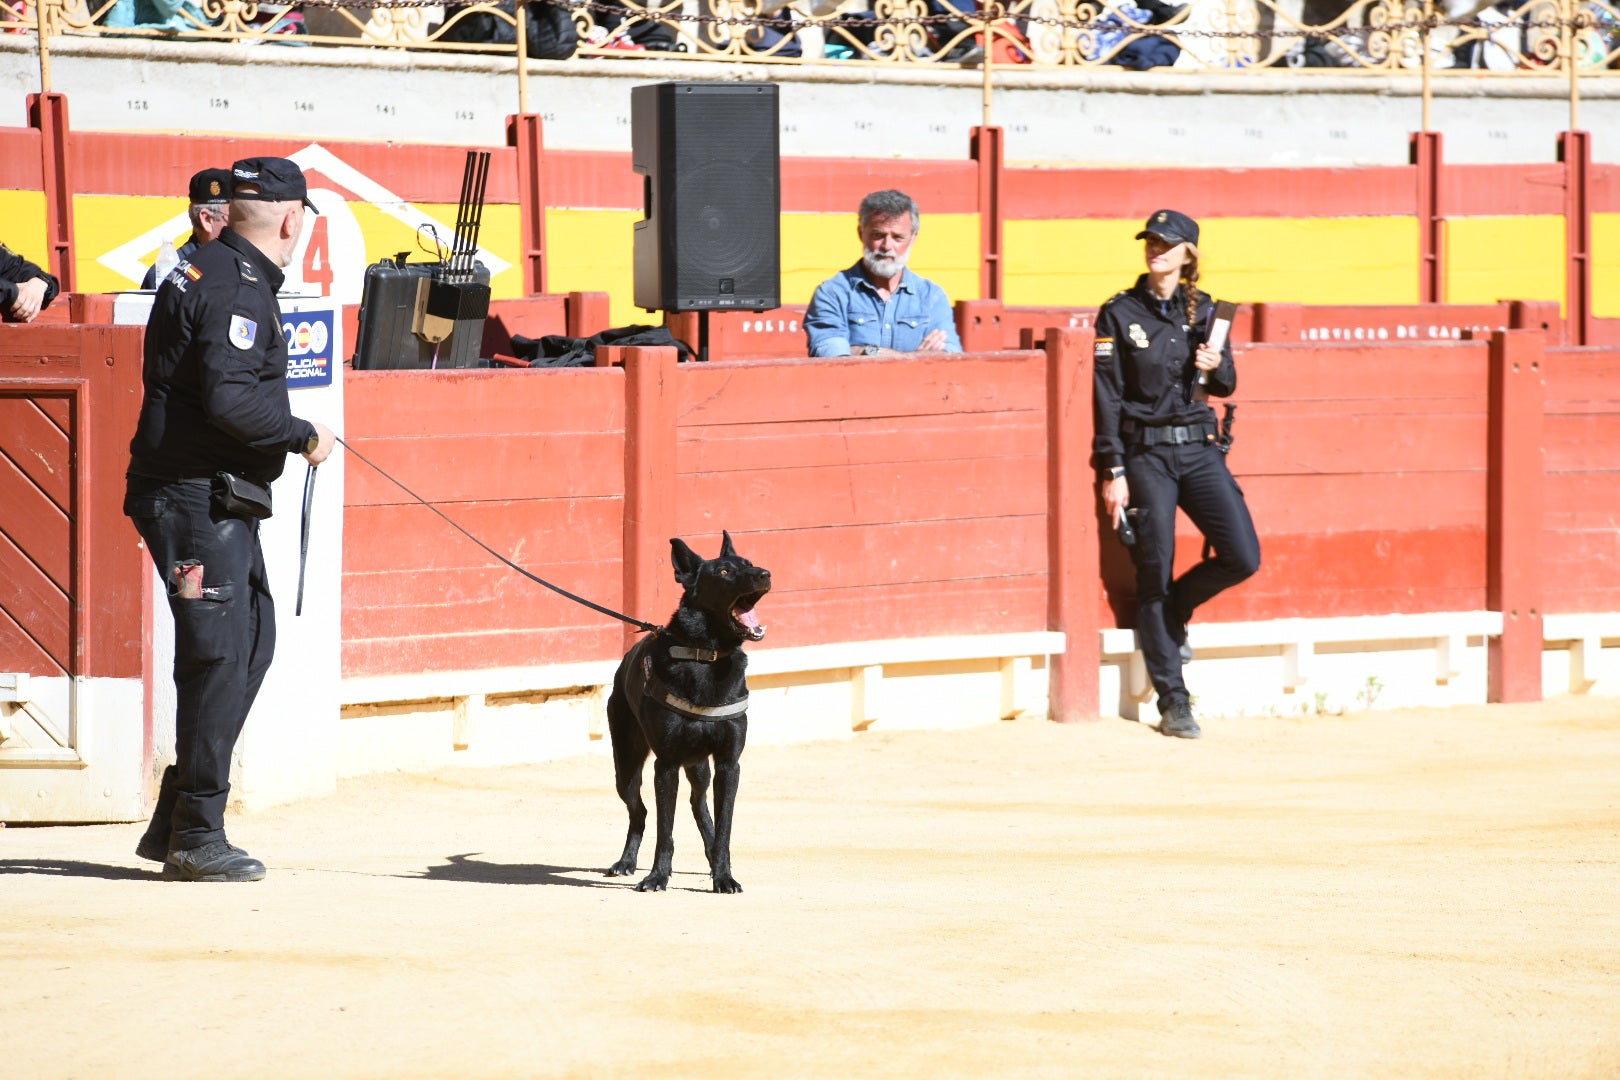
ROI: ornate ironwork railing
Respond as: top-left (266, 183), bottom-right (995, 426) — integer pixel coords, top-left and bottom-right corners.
top-left (3, 0), bottom-right (1617, 74)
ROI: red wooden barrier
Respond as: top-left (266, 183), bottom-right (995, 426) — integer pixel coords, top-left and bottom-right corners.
top-left (1541, 343), bottom-right (1620, 616)
top-left (341, 366), bottom-right (627, 676)
top-left (1045, 328), bottom-right (1098, 723)
top-left (667, 307), bottom-right (809, 361)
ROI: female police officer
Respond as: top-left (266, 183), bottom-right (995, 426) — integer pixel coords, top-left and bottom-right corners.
top-left (1093, 209), bottom-right (1260, 739)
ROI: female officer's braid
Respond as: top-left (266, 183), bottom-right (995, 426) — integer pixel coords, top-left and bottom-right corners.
top-left (1180, 253), bottom-right (1201, 334)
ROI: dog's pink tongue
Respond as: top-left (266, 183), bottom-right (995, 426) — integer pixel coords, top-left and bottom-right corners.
top-left (737, 607), bottom-right (765, 640)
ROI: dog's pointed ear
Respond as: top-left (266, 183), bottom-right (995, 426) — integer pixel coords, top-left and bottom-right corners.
top-left (719, 530), bottom-right (737, 559)
top-left (670, 537), bottom-right (701, 586)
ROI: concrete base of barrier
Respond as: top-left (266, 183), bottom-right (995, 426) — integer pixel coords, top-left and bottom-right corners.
top-left (315, 617), bottom-right (1620, 784)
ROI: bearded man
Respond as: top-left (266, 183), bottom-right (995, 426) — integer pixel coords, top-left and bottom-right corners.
top-left (804, 189), bottom-right (963, 358)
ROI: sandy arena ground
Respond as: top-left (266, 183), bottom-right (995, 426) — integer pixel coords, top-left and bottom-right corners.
top-left (4, 698), bottom-right (1619, 1080)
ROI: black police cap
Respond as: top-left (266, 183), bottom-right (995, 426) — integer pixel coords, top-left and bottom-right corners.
top-left (231, 157), bottom-right (318, 214)
top-left (188, 168), bottom-right (233, 205)
top-left (1135, 208), bottom-right (1199, 248)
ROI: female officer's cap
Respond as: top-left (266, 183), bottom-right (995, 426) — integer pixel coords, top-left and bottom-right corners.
top-left (1135, 209), bottom-right (1198, 247)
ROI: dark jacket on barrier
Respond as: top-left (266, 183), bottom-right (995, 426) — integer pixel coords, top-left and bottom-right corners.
top-left (1, 243), bottom-right (60, 320)
top-left (129, 227), bottom-right (317, 484)
top-left (1092, 273), bottom-right (1235, 474)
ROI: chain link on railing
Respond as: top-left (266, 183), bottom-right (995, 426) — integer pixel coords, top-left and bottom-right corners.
top-left (4, 0), bottom-right (1617, 74)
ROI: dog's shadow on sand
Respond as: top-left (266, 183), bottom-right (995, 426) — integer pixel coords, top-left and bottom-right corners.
top-left (0, 858), bottom-right (156, 881)
top-left (400, 852), bottom-right (655, 890)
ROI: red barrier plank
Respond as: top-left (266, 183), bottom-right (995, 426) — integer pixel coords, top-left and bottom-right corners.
top-left (0, 530), bottom-right (69, 671)
top-left (343, 623), bottom-right (623, 678)
top-left (755, 576), bottom-right (1049, 648)
top-left (0, 397), bottom-right (71, 511)
top-left (1004, 165), bottom-right (1417, 220)
top-left (1236, 411), bottom-right (1487, 475)
top-left (734, 516), bottom-right (1047, 593)
top-left (1442, 163), bottom-right (1567, 218)
top-left (1240, 471), bottom-right (1484, 534)
top-left (1543, 414), bottom-right (1620, 475)
top-left (676, 455), bottom-right (1048, 536)
top-left (1544, 349), bottom-right (1620, 406)
top-left (678, 412), bottom-right (1044, 474)
top-left (70, 132), bottom-right (522, 203)
top-left (0, 127), bottom-right (42, 189)
top-left (344, 498), bottom-right (622, 574)
top-left (1237, 343), bottom-right (1487, 401)
top-left (344, 368), bottom-right (623, 436)
top-left (0, 454), bottom-right (70, 592)
top-left (1543, 472), bottom-right (1620, 530)
top-left (344, 431), bottom-right (624, 506)
top-left (677, 353), bottom-right (1044, 426)
top-left (0, 607), bottom-right (61, 677)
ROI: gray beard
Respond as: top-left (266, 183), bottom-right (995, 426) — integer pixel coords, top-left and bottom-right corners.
top-left (862, 250), bottom-right (908, 279)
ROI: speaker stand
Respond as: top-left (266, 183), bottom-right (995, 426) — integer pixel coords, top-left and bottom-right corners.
top-left (697, 309), bottom-right (710, 363)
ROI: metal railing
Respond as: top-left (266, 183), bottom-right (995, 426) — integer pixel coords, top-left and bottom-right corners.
top-left (5, 0), bottom-right (1616, 123)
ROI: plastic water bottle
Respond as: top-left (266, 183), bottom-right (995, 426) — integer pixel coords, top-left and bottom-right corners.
top-left (154, 238), bottom-right (179, 285)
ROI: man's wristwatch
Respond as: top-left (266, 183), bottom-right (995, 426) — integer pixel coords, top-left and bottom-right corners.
top-left (304, 431), bottom-right (320, 454)
top-left (854, 344), bottom-right (880, 356)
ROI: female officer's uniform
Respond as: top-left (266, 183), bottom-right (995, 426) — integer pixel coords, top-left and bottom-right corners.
top-left (1093, 210), bottom-right (1260, 738)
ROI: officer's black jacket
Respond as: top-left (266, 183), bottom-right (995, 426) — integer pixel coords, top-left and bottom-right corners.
top-left (1, 243), bottom-right (60, 318)
top-left (1092, 274), bottom-right (1236, 473)
top-left (129, 228), bottom-right (316, 485)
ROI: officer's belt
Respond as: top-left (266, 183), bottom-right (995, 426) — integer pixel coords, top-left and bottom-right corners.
top-left (1124, 422), bottom-right (1216, 447)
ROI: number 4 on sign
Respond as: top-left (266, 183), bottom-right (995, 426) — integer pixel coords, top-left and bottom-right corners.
top-left (302, 216), bottom-right (334, 296)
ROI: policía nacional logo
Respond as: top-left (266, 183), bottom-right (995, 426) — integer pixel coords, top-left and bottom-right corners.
top-left (229, 314), bottom-right (258, 350)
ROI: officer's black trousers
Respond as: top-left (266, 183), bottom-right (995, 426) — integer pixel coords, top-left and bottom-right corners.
top-left (125, 479), bottom-right (275, 850)
top-left (1125, 440), bottom-right (1261, 708)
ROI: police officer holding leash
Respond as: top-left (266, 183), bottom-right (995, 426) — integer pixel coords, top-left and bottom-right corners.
top-left (1093, 209), bottom-right (1260, 739)
top-left (125, 157), bottom-right (335, 881)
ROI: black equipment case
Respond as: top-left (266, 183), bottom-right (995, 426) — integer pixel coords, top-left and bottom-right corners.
top-left (351, 255), bottom-right (491, 370)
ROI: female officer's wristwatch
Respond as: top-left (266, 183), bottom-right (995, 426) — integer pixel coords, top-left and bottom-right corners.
top-left (304, 431), bottom-right (320, 454)
top-left (1107, 466), bottom-right (1126, 481)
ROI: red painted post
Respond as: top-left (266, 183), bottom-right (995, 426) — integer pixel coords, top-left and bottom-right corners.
top-left (970, 125), bottom-right (1004, 302)
top-left (506, 113), bottom-right (547, 296)
top-left (1411, 131), bottom-right (1443, 304)
top-left (27, 92), bottom-right (75, 293)
top-left (1509, 299), bottom-right (1563, 346)
top-left (566, 290), bottom-right (611, 338)
top-left (955, 298), bottom-right (1006, 352)
top-left (1557, 131), bottom-right (1592, 347)
top-left (1046, 327), bottom-right (1099, 723)
top-left (1485, 329), bottom-right (1545, 703)
top-left (1250, 302), bottom-right (1302, 343)
top-left (621, 345), bottom-right (680, 649)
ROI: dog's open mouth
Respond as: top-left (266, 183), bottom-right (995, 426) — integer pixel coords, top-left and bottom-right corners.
top-left (732, 592), bottom-right (767, 641)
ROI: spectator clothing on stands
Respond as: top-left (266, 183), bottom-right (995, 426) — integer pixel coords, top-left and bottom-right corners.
top-left (1, 243), bottom-right (60, 321)
top-left (804, 261), bottom-right (963, 357)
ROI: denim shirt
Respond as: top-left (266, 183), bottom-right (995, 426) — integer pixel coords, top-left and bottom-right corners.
top-left (804, 261), bottom-right (963, 357)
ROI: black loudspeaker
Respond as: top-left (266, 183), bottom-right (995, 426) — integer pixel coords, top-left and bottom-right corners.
top-left (632, 82), bottom-right (780, 313)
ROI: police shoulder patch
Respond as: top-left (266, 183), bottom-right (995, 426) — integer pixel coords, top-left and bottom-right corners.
top-left (237, 259), bottom-right (259, 285)
top-left (228, 314), bottom-right (258, 351)
top-left (1094, 337), bottom-right (1115, 358)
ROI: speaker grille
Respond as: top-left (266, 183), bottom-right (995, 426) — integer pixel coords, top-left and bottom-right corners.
top-left (634, 83), bottom-right (780, 312)
top-left (670, 91), bottom-right (779, 307)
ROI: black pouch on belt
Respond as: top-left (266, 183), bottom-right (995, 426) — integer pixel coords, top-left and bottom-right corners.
top-left (211, 471), bottom-right (273, 519)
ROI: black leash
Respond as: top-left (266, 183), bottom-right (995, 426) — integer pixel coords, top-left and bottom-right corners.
top-left (296, 462), bottom-right (316, 615)
top-left (333, 435), bottom-right (664, 636)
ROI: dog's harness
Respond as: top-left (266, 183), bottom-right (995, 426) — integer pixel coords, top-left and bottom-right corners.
top-left (626, 638), bottom-right (749, 721)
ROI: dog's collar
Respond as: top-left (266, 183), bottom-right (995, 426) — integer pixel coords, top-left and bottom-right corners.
top-left (668, 645), bottom-right (734, 663)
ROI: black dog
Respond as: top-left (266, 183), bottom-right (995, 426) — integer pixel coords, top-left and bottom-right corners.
top-left (606, 532), bottom-right (770, 893)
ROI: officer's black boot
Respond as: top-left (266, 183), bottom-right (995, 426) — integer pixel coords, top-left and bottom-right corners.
top-left (1158, 699), bottom-right (1201, 739)
top-left (163, 840), bottom-right (267, 882)
top-left (135, 765), bottom-right (178, 863)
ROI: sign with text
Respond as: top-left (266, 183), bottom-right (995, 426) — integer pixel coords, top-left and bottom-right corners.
top-left (284, 308), bottom-right (335, 389)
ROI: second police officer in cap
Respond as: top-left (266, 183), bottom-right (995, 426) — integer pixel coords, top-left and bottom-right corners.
top-left (125, 157), bottom-right (335, 881)
top-left (1093, 209), bottom-right (1261, 740)
top-left (140, 167), bottom-right (235, 289)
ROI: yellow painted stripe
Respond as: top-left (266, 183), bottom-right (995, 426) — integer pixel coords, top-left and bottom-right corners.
top-left (0, 190), bottom-right (54, 270)
top-left (1594, 213), bottom-right (1620, 319)
top-left (1444, 215), bottom-right (1565, 311)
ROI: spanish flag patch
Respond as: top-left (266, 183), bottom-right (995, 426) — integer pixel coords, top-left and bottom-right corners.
top-left (183, 264), bottom-right (202, 281)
